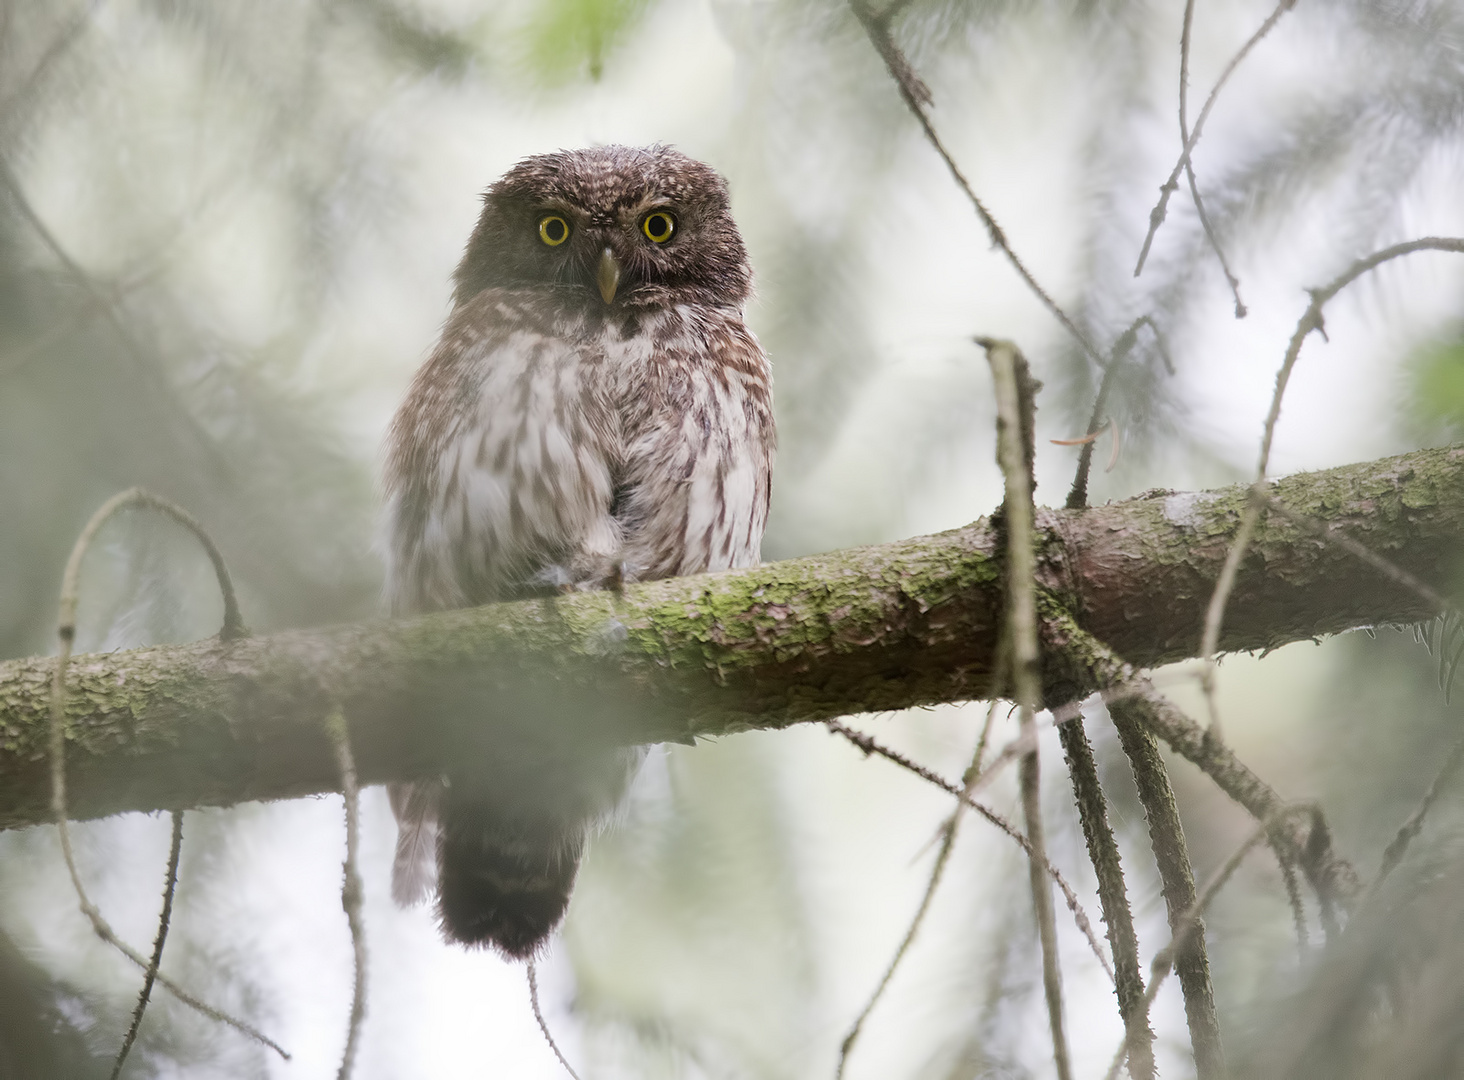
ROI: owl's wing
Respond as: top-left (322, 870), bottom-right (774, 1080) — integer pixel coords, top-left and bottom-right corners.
top-left (388, 779), bottom-right (443, 907)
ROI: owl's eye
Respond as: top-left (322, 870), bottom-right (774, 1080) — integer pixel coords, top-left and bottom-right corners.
top-left (641, 211), bottom-right (677, 243)
top-left (538, 215), bottom-right (570, 246)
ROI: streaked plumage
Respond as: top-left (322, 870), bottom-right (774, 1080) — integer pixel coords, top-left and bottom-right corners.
top-left (382, 145), bottom-right (774, 956)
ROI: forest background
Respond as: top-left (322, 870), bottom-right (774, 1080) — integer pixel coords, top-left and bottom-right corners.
top-left (3, 0), bottom-right (1464, 1077)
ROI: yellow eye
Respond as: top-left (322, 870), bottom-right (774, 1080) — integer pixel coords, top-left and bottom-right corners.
top-left (642, 211), bottom-right (676, 243)
top-left (539, 215), bottom-right (570, 246)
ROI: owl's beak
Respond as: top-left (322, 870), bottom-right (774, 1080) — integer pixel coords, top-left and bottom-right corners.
top-left (596, 247), bottom-right (621, 304)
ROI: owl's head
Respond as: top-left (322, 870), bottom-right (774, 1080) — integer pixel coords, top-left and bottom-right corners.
top-left (452, 145), bottom-right (752, 312)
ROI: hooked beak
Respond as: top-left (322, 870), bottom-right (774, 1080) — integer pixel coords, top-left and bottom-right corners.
top-left (596, 247), bottom-right (621, 304)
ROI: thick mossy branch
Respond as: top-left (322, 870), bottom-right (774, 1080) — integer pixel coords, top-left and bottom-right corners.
top-left (2, 445), bottom-right (1463, 829)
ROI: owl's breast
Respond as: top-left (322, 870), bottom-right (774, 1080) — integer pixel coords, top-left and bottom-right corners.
top-left (599, 303), bottom-right (776, 581)
top-left (384, 292), bottom-right (622, 612)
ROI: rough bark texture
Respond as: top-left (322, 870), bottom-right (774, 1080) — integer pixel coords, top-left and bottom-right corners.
top-left (2, 445), bottom-right (1463, 829)
top-left (1057, 716), bottom-right (1155, 1080)
top-left (1110, 703), bottom-right (1225, 1079)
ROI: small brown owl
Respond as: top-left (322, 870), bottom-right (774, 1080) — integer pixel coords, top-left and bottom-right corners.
top-left (382, 145), bottom-right (775, 957)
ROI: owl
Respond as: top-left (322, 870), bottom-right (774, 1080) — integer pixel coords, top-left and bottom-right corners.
top-left (382, 145), bottom-right (775, 958)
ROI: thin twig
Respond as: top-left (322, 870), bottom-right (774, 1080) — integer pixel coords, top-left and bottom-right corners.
top-left (1278, 854), bottom-right (1308, 958)
top-left (1062, 315), bottom-right (1164, 509)
top-left (985, 338), bottom-right (1074, 1080)
top-left (1370, 732), bottom-right (1464, 896)
top-left (1135, 0), bottom-right (1299, 277)
top-left (56, 488), bottom-right (246, 646)
top-left (326, 705), bottom-right (367, 1080)
top-left (1177, 0), bottom-right (1247, 318)
top-left (836, 685), bottom-right (1012, 1079)
top-left (1242, 496), bottom-right (1464, 900)
top-left (1178, 0), bottom-right (1197, 141)
top-left (835, 815), bottom-right (960, 1080)
top-left (1057, 608), bottom-right (1352, 900)
top-left (1197, 238), bottom-right (1464, 736)
top-left (826, 720), bottom-right (1114, 983)
top-left (847, 0), bottom-right (1105, 366)
top-left (1041, 603), bottom-right (1360, 928)
top-left (528, 961), bottom-right (582, 1080)
top-left (50, 490), bottom-right (282, 1060)
top-left (109, 809), bottom-right (184, 1080)
top-left (969, 678), bottom-right (1007, 780)
top-left (1108, 701), bottom-right (1226, 1079)
top-left (1183, 169), bottom-right (1247, 318)
top-left (1056, 709), bottom-right (1155, 1080)
top-left (1102, 808), bottom-right (1298, 1080)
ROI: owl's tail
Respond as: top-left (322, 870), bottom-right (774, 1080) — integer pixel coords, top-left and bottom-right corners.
top-left (436, 800), bottom-right (584, 959)
top-left (397, 746), bottom-right (643, 957)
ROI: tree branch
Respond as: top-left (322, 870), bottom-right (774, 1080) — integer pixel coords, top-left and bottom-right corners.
top-left (3, 445), bottom-right (1464, 828)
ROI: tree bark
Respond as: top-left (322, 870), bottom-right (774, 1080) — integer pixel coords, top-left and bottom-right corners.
top-left (2, 444), bottom-right (1461, 829)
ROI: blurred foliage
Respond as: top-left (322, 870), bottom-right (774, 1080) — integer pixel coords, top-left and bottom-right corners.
top-left (2, 0), bottom-right (1464, 1076)
top-left (1409, 332), bottom-right (1464, 438)
top-left (515, 0), bottom-right (655, 82)
top-left (567, 736), bottom-right (816, 1078)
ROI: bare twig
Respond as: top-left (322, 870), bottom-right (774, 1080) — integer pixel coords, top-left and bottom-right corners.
top-left (50, 490), bottom-right (282, 1060)
top-left (969, 678), bottom-right (1007, 781)
top-left (1102, 808), bottom-right (1298, 1080)
top-left (1108, 701), bottom-right (1226, 1079)
top-left (1198, 238), bottom-right (1464, 736)
top-left (1278, 854), bottom-right (1308, 958)
top-left (1178, 0), bottom-right (1197, 134)
top-left (528, 961), bottom-right (582, 1080)
top-left (1222, 494), bottom-right (1464, 909)
top-left (55, 488), bottom-right (246, 645)
top-left (985, 339), bottom-right (1074, 1080)
top-left (1177, 0), bottom-right (1247, 318)
top-left (1056, 710), bottom-right (1155, 1080)
top-left (1061, 315), bottom-right (1165, 509)
top-left (109, 809), bottom-right (184, 1080)
top-left (836, 684), bottom-right (1013, 1079)
top-left (326, 705), bottom-right (367, 1080)
top-left (1370, 732), bottom-right (1464, 895)
top-left (1135, 0), bottom-right (1299, 277)
top-left (1183, 170), bottom-right (1246, 318)
top-left (1041, 604), bottom-right (1360, 927)
top-left (826, 720), bottom-right (1114, 984)
top-left (848, 0), bottom-right (1105, 366)
top-left (835, 814), bottom-right (960, 1080)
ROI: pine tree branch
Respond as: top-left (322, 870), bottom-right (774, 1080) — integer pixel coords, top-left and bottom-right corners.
top-left (2, 444), bottom-right (1464, 828)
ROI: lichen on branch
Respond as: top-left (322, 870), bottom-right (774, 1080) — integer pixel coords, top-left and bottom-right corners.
top-left (2, 444), bottom-right (1463, 829)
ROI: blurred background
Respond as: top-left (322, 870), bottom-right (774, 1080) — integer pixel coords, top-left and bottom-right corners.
top-left (2, 0), bottom-right (1464, 1076)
